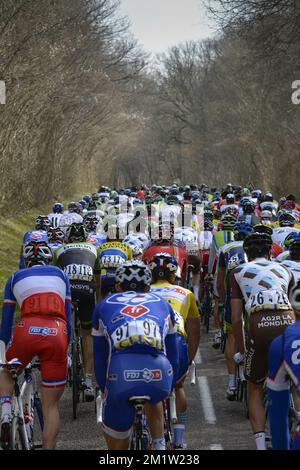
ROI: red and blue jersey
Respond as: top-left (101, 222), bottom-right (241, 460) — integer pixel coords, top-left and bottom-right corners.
top-left (92, 291), bottom-right (179, 390)
top-left (0, 265), bottom-right (72, 347)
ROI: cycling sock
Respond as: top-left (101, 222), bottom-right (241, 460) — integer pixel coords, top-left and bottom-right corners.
top-left (253, 432), bottom-right (266, 450)
top-left (173, 424), bottom-right (185, 446)
top-left (0, 396), bottom-right (12, 422)
top-left (228, 374), bottom-right (236, 388)
top-left (152, 437), bottom-right (166, 450)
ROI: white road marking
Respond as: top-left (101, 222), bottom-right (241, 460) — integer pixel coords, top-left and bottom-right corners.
top-left (195, 349), bottom-right (202, 364)
top-left (210, 444), bottom-right (223, 450)
top-left (197, 376), bottom-right (216, 424)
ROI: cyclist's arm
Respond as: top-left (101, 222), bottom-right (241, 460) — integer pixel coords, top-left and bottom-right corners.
top-left (185, 293), bottom-right (200, 362)
top-left (63, 272), bottom-right (72, 344)
top-left (230, 271), bottom-right (245, 354)
top-left (216, 252), bottom-right (226, 302)
top-left (266, 335), bottom-right (290, 450)
top-left (92, 306), bottom-right (109, 392)
top-left (0, 275), bottom-right (16, 348)
top-left (165, 306), bottom-right (179, 387)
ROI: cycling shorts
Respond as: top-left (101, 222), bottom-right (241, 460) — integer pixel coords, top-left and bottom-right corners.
top-left (176, 335), bottom-right (189, 384)
top-left (6, 316), bottom-right (68, 388)
top-left (70, 282), bottom-right (95, 330)
top-left (102, 353), bottom-right (173, 440)
top-left (100, 274), bottom-right (116, 297)
top-left (244, 309), bottom-right (295, 384)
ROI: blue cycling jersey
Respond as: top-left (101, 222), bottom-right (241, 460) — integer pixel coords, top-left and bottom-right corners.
top-left (92, 291), bottom-right (178, 391)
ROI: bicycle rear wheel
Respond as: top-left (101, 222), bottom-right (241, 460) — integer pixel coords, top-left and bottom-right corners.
top-left (10, 416), bottom-right (28, 450)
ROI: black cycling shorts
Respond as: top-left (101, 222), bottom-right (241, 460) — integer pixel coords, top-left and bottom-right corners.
top-left (70, 282), bottom-right (95, 330)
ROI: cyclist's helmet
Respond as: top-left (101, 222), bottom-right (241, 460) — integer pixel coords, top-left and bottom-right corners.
top-left (84, 214), bottom-right (100, 232)
top-left (52, 202), bottom-right (64, 214)
top-left (251, 190), bottom-right (262, 199)
top-left (242, 199), bottom-right (255, 214)
top-left (82, 195), bottom-right (91, 204)
top-left (278, 210), bottom-right (296, 227)
top-left (282, 199), bottom-right (296, 211)
top-left (79, 199), bottom-right (88, 210)
top-left (263, 192), bottom-right (273, 202)
top-left (66, 223), bottom-right (87, 243)
top-left (47, 227), bottom-right (65, 244)
top-left (288, 233), bottom-right (300, 260)
top-left (115, 260), bottom-right (152, 291)
top-left (87, 200), bottom-right (98, 210)
top-left (243, 231), bottom-right (273, 258)
top-left (226, 193), bottom-right (235, 204)
top-left (35, 215), bottom-right (51, 231)
top-left (68, 202), bottom-right (82, 214)
top-left (92, 192), bottom-right (99, 201)
top-left (167, 195), bottom-right (179, 205)
top-left (204, 209), bottom-right (213, 221)
top-left (284, 231), bottom-right (300, 249)
top-left (223, 206), bottom-right (239, 218)
top-left (220, 214), bottom-right (238, 230)
top-left (149, 253), bottom-right (178, 280)
top-left (234, 223), bottom-right (254, 241)
top-left (23, 241), bottom-right (52, 267)
top-left (204, 220), bottom-right (214, 231)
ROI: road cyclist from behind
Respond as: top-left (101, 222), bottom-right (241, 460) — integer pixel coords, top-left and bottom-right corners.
top-left (149, 253), bottom-right (200, 449)
top-left (230, 228), bottom-right (296, 450)
top-left (92, 260), bottom-right (179, 450)
top-left (0, 239), bottom-right (72, 449)
top-left (216, 222), bottom-right (253, 400)
top-left (52, 222), bottom-right (101, 401)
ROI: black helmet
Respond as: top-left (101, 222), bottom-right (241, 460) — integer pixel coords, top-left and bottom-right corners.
top-left (243, 231), bottom-right (272, 258)
top-left (66, 223), bottom-right (87, 243)
top-left (68, 202), bottom-right (82, 214)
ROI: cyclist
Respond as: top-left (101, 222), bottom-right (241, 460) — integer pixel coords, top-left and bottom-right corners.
top-left (216, 223), bottom-right (253, 399)
top-left (19, 215), bottom-right (51, 269)
top-left (48, 202), bottom-right (64, 228)
top-left (84, 214), bottom-right (106, 247)
top-left (59, 202), bottom-right (83, 233)
top-left (208, 213), bottom-right (236, 347)
top-left (92, 261), bottom-right (179, 450)
top-left (97, 225), bottom-right (133, 299)
top-left (231, 230), bottom-right (296, 450)
top-left (52, 222), bottom-right (101, 400)
top-left (149, 254), bottom-right (200, 449)
top-left (0, 240), bottom-right (72, 449)
top-left (48, 226), bottom-right (65, 251)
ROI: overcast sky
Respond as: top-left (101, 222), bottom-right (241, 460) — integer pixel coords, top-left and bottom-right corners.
top-left (119, 0), bottom-right (217, 55)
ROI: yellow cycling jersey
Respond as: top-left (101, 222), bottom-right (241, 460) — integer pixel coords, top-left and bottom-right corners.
top-left (150, 281), bottom-right (199, 337)
top-left (97, 241), bottom-right (132, 276)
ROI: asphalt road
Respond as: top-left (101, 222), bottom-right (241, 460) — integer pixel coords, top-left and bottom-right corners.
top-left (50, 325), bottom-right (256, 451)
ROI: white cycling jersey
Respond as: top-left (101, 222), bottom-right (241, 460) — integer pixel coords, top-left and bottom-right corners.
top-left (59, 212), bottom-right (83, 232)
top-left (198, 230), bottom-right (213, 251)
top-left (47, 213), bottom-right (63, 228)
top-left (232, 258), bottom-right (292, 314)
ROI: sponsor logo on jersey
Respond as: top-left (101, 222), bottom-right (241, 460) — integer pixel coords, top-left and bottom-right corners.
top-left (30, 232), bottom-right (44, 239)
top-left (124, 369), bottom-right (162, 383)
top-left (120, 304), bottom-right (150, 318)
top-left (107, 292), bottom-right (161, 306)
top-left (28, 327), bottom-right (57, 336)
